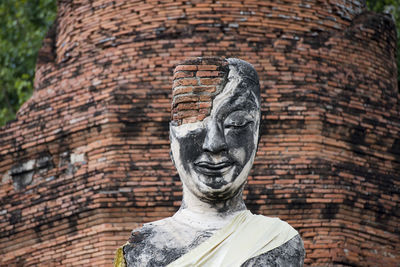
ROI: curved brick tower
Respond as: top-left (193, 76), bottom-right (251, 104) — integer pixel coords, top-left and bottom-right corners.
top-left (0, 0), bottom-right (399, 266)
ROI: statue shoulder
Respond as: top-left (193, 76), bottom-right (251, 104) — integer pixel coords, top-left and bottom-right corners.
top-left (122, 217), bottom-right (213, 266)
top-left (122, 218), bottom-right (187, 266)
top-left (241, 234), bottom-right (305, 267)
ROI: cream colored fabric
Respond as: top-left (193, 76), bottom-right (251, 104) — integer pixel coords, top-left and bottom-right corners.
top-left (167, 210), bottom-right (298, 267)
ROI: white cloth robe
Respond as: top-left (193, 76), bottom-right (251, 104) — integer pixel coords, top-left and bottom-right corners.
top-left (167, 210), bottom-right (298, 267)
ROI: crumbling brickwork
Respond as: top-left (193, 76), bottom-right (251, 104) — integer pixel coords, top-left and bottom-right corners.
top-left (172, 58), bottom-right (228, 125)
top-left (0, 0), bottom-right (399, 266)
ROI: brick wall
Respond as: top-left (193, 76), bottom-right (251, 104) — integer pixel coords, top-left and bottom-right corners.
top-left (0, 0), bottom-right (399, 266)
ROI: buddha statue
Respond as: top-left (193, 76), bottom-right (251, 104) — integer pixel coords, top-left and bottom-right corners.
top-left (115, 57), bottom-right (305, 267)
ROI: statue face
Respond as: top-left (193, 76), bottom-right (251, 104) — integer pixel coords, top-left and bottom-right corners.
top-left (170, 64), bottom-right (260, 202)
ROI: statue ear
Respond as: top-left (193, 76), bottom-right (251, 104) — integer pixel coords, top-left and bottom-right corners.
top-left (169, 123), bottom-right (176, 163)
top-left (256, 118), bottom-right (262, 151)
top-left (169, 150), bottom-right (175, 166)
top-left (169, 122), bottom-right (177, 139)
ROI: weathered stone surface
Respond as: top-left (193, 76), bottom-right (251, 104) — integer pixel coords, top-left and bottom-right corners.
top-left (123, 217), bottom-right (215, 266)
top-left (242, 235), bottom-right (305, 267)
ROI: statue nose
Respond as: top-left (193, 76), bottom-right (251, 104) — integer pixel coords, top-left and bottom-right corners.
top-left (202, 121), bottom-right (227, 153)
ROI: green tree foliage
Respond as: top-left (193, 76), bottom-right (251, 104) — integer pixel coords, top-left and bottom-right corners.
top-left (0, 0), bottom-right (56, 126)
top-left (367, 0), bottom-right (400, 86)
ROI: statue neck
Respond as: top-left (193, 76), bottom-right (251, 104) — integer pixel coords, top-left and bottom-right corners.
top-left (173, 185), bottom-right (247, 230)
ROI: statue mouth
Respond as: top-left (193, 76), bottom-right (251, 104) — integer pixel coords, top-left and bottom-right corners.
top-left (194, 161), bottom-right (233, 176)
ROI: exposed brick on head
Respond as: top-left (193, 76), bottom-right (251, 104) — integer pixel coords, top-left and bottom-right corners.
top-left (172, 57), bottom-right (229, 125)
top-left (0, 0), bottom-right (398, 266)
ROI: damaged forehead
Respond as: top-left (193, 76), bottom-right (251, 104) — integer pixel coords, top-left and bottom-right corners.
top-left (171, 57), bottom-right (259, 126)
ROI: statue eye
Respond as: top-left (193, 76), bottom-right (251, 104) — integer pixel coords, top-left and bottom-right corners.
top-left (223, 111), bottom-right (255, 129)
top-left (224, 116), bottom-right (253, 129)
top-left (224, 121), bottom-right (252, 129)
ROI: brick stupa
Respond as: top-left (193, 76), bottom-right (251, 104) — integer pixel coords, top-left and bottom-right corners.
top-left (0, 0), bottom-right (399, 266)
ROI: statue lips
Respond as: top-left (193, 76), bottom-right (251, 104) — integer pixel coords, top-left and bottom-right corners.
top-left (194, 161), bottom-right (233, 176)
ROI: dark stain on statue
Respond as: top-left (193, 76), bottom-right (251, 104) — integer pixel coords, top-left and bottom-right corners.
top-left (129, 231), bottom-right (149, 244)
top-left (124, 227), bottom-right (183, 266)
top-left (178, 130), bottom-right (206, 175)
top-left (241, 235), bottom-right (305, 266)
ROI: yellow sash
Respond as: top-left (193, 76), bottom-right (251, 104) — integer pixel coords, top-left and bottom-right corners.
top-left (114, 242), bottom-right (128, 267)
top-left (167, 210), bottom-right (298, 267)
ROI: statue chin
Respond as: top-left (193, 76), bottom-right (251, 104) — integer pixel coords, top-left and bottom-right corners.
top-left (189, 180), bottom-right (245, 203)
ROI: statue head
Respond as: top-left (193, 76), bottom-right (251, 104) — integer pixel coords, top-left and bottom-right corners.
top-left (170, 57), bottom-right (260, 203)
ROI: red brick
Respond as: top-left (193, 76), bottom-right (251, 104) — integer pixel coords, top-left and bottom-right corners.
top-left (0, 1), bottom-right (399, 267)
